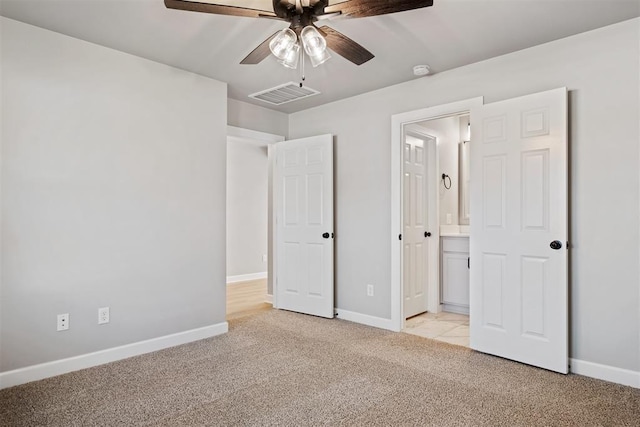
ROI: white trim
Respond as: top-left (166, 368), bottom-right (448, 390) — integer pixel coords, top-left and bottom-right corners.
top-left (441, 304), bottom-right (469, 315)
top-left (570, 358), bottom-right (640, 389)
top-left (226, 272), bottom-right (268, 284)
top-left (268, 144), bottom-right (278, 309)
top-left (0, 322), bottom-right (228, 390)
top-left (227, 125), bottom-right (285, 144)
top-left (391, 97), bottom-right (484, 332)
top-left (265, 294), bottom-right (273, 304)
top-left (335, 308), bottom-right (398, 331)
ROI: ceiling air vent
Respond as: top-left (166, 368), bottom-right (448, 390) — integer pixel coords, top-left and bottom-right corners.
top-left (249, 82), bottom-right (320, 105)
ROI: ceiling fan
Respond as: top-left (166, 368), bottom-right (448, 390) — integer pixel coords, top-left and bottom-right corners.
top-left (165, 0), bottom-right (434, 68)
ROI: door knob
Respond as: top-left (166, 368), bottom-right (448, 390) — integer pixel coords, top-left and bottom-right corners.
top-left (424, 231), bottom-right (432, 237)
top-left (322, 232), bottom-right (330, 239)
top-left (550, 240), bottom-right (562, 250)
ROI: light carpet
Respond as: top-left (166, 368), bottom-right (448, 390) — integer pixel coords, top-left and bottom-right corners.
top-left (2, 308), bottom-right (639, 426)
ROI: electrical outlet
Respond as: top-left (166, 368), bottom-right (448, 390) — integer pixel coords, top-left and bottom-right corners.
top-left (367, 284), bottom-right (374, 297)
top-left (57, 313), bottom-right (69, 331)
top-left (98, 307), bottom-right (110, 324)
top-left (262, 254), bottom-right (268, 263)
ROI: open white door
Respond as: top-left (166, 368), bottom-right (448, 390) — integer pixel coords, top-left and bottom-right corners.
top-left (274, 134), bottom-right (334, 318)
top-left (403, 133), bottom-right (435, 318)
top-left (470, 88), bottom-right (568, 373)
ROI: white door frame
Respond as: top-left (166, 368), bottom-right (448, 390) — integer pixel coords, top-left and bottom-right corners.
top-left (226, 126), bottom-right (284, 307)
top-left (390, 97), bottom-right (483, 332)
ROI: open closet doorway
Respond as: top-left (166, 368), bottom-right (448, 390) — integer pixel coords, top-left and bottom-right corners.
top-left (225, 127), bottom-right (283, 318)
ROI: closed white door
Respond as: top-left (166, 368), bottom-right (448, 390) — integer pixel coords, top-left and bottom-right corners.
top-left (275, 134), bottom-right (334, 318)
top-left (403, 134), bottom-right (432, 318)
top-left (470, 87), bottom-right (568, 373)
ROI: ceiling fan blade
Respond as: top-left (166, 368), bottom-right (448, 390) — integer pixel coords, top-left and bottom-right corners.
top-left (240, 32), bottom-right (279, 64)
top-left (319, 26), bottom-right (374, 66)
top-left (313, 11), bottom-right (342, 21)
top-left (324, 0), bottom-right (433, 18)
top-left (257, 14), bottom-right (289, 21)
top-left (164, 0), bottom-right (277, 18)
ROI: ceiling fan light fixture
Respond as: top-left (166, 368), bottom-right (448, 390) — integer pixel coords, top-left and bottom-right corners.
top-left (308, 48), bottom-right (331, 67)
top-left (300, 25), bottom-right (331, 67)
top-left (269, 28), bottom-right (298, 60)
top-left (279, 42), bottom-right (300, 69)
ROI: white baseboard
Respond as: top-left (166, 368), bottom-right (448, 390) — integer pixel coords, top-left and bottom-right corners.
top-left (226, 272), bottom-right (268, 284)
top-left (0, 322), bottom-right (228, 390)
top-left (335, 308), bottom-right (396, 331)
top-left (570, 358), bottom-right (640, 388)
top-left (441, 303), bottom-right (469, 315)
top-left (265, 294), bottom-right (273, 304)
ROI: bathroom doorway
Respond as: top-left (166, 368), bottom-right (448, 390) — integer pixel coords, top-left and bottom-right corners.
top-left (389, 96), bottom-right (483, 335)
top-left (401, 113), bottom-right (472, 347)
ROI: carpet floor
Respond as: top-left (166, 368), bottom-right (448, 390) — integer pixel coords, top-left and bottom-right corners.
top-left (2, 308), bottom-right (639, 426)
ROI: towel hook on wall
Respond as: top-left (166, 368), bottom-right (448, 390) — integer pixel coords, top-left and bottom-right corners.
top-left (442, 173), bottom-right (452, 190)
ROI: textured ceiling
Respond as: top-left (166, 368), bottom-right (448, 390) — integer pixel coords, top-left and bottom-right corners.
top-left (1, 0), bottom-right (638, 113)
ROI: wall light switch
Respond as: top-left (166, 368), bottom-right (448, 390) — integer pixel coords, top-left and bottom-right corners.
top-left (446, 213), bottom-right (452, 225)
top-left (262, 254), bottom-right (267, 263)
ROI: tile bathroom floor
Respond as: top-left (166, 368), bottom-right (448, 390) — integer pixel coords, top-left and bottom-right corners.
top-left (402, 311), bottom-right (469, 347)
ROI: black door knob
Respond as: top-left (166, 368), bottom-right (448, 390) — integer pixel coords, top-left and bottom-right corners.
top-left (424, 231), bottom-right (432, 237)
top-left (322, 232), bottom-right (330, 239)
top-left (550, 240), bottom-right (562, 250)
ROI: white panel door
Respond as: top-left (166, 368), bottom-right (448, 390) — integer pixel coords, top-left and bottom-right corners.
top-left (275, 134), bottom-right (333, 318)
top-left (470, 88), bottom-right (568, 373)
top-left (403, 135), bottom-right (431, 318)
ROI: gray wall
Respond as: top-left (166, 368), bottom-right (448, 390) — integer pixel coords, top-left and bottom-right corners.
top-left (1, 18), bottom-right (228, 371)
top-left (414, 117), bottom-right (461, 226)
top-left (228, 98), bottom-right (288, 138)
top-left (289, 19), bottom-right (640, 372)
top-left (226, 139), bottom-right (268, 278)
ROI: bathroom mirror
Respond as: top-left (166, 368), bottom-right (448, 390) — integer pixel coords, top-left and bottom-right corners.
top-left (459, 140), bottom-right (470, 225)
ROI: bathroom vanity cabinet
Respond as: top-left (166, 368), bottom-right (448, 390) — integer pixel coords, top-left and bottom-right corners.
top-left (440, 235), bottom-right (470, 314)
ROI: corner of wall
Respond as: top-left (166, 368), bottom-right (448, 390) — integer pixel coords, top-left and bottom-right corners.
top-left (227, 98), bottom-right (288, 138)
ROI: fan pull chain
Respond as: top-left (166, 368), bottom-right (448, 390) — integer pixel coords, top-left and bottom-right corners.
top-left (300, 50), bottom-right (306, 88)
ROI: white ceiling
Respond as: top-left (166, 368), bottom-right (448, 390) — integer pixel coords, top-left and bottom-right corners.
top-left (1, 0), bottom-right (638, 113)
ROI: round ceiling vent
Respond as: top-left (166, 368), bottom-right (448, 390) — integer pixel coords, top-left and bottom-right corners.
top-left (413, 65), bottom-right (431, 76)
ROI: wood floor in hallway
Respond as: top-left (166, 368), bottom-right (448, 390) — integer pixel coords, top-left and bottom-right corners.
top-left (226, 278), bottom-right (271, 319)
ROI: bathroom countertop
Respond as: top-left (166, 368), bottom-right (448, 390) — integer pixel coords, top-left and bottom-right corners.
top-left (440, 232), bottom-right (470, 238)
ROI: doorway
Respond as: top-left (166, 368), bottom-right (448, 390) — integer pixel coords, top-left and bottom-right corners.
top-left (390, 97), bottom-right (483, 334)
top-left (401, 114), bottom-right (472, 347)
top-left (225, 126), bottom-right (283, 318)
top-left (392, 89), bottom-right (569, 374)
